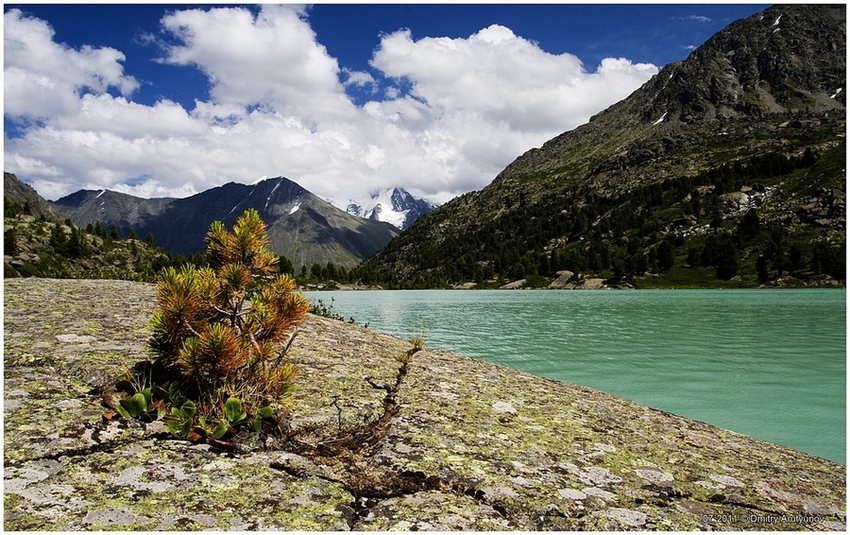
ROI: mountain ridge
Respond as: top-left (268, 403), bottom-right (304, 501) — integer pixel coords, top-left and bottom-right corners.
top-left (51, 176), bottom-right (399, 270)
top-left (4, 172), bottom-right (172, 280)
top-left (362, 4), bottom-right (845, 288)
top-left (4, 172), bottom-right (66, 222)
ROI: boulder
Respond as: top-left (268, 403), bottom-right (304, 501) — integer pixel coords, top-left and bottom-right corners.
top-left (453, 282), bottom-right (477, 290)
top-left (548, 270), bottom-right (575, 289)
top-left (580, 278), bottom-right (607, 289)
top-left (720, 191), bottom-right (750, 213)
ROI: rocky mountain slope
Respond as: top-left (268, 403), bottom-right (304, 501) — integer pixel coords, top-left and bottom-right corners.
top-left (343, 187), bottom-right (439, 230)
top-left (3, 213), bottom-right (170, 281)
top-left (4, 173), bottom-right (170, 280)
top-left (363, 4), bottom-right (846, 289)
top-left (4, 278), bottom-right (846, 530)
top-left (4, 172), bottom-right (65, 222)
top-left (52, 176), bottom-right (398, 270)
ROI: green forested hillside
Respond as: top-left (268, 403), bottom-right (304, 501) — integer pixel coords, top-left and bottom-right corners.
top-left (361, 136), bottom-right (845, 288)
top-left (4, 212), bottom-right (176, 281)
top-left (360, 5), bottom-right (845, 289)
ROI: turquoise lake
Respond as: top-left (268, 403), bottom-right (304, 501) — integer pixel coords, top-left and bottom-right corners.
top-left (304, 289), bottom-right (846, 464)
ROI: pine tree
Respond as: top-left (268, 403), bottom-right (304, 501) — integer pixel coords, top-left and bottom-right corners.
top-left (4, 228), bottom-right (18, 256)
top-left (656, 240), bottom-right (676, 273)
top-left (149, 209), bottom-right (310, 416)
top-left (757, 254), bottom-right (770, 283)
top-left (278, 255), bottom-right (295, 275)
top-left (738, 208), bottom-right (760, 242)
top-left (714, 234), bottom-right (739, 280)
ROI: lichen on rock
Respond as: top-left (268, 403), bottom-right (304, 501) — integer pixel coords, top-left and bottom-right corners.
top-left (4, 278), bottom-right (846, 530)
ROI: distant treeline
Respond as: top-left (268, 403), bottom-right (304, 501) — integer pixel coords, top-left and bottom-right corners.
top-left (4, 210), bottom-right (364, 287)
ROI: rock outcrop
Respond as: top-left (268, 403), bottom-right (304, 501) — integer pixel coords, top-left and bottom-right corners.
top-left (4, 172), bottom-right (65, 222)
top-left (548, 270), bottom-right (575, 289)
top-left (4, 278), bottom-right (846, 530)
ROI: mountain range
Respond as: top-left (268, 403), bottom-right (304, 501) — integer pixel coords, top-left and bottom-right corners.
top-left (51, 177), bottom-right (400, 269)
top-left (6, 5), bottom-right (846, 288)
top-left (362, 4), bottom-right (846, 288)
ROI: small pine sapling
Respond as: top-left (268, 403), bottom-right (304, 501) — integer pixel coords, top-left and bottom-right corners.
top-left (148, 208), bottom-right (310, 428)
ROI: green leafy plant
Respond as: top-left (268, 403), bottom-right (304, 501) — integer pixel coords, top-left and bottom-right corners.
top-left (310, 297), bottom-right (367, 327)
top-left (115, 392), bottom-right (151, 420)
top-left (253, 406), bottom-right (275, 433)
top-left (224, 397), bottom-right (248, 425)
top-left (110, 367), bottom-right (168, 422)
top-left (197, 415), bottom-right (229, 441)
top-left (164, 400), bottom-right (197, 439)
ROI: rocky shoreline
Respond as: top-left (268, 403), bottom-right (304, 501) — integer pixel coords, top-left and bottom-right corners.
top-left (4, 278), bottom-right (846, 530)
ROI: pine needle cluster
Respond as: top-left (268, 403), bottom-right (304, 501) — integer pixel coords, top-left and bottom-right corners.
top-left (149, 209), bottom-right (309, 419)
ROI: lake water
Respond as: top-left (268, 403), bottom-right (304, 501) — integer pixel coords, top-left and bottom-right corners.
top-left (304, 289), bottom-right (846, 464)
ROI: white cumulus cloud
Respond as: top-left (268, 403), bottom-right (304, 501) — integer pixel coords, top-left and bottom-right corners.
top-left (4, 6), bottom-right (659, 206)
top-left (371, 25), bottom-right (658, 134)
top-left (4, 9), bottom-right (139, 120)
top-left (156, 5), bottom-right (356, 123)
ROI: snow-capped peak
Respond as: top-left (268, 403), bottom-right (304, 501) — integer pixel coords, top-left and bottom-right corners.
top-left (336, 187), bottom-right (439, 230)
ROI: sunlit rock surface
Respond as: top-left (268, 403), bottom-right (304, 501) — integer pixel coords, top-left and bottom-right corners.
top-left (4, 278), bottom-right (845, 530)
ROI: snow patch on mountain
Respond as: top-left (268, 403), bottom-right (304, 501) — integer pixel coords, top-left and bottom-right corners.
top-left (264, 180), bottom-right (282, 211)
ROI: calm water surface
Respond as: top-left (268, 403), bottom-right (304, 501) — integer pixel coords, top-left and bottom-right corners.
top-left (304, 289), bottom-right (846, 464)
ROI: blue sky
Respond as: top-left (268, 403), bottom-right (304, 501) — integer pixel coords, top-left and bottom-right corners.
top-left (4, 3), bottom-right (768, 204)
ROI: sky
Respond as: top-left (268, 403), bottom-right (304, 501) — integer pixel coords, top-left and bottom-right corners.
top-left (4, 3), bottom-right (769, 206)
